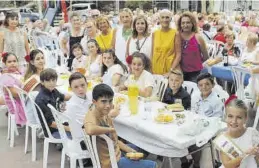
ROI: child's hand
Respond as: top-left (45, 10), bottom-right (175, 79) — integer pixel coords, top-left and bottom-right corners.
top-left (108, 105), bottom-right (120, 118)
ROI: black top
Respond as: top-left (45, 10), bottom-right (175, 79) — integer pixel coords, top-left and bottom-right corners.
top-left (35, 86), bottom-right (65, 137)
top-left (162, 86), bottom-right (191, 110)
top-left (67, 35), bottom-right (84, 71)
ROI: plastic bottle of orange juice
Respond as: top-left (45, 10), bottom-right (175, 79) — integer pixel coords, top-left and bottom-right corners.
top-left (128, 75), bottom-right (139, 115)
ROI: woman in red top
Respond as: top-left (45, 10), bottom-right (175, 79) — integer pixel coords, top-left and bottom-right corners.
top-left (177, 12), bottom-right (209, 82)
top-left (223, 31), bottom-right (241, 58)
top-left (213, 25), bottom-right (226, 43)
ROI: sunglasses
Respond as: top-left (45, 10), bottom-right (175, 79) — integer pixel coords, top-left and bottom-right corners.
top-left (183, 41), bottom-right (189, 49)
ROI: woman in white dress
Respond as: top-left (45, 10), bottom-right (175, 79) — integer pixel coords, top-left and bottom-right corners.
top-left (112, 8), bottom-right (133, 64)
top-left (85, 39), bottom-right (102, 78)
top-left (126, 15), bottom-right (152, 64)
top-left (101, 49), bottom-right (128, 88)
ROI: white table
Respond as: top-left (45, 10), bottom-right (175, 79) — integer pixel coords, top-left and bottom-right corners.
top-left (114, 100), bottom-right (226, 158)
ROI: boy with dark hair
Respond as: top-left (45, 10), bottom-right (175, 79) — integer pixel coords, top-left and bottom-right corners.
top-left (35, 68), bottom-right (71, 138)
top-left (84, 84), bottom-right (156, 168)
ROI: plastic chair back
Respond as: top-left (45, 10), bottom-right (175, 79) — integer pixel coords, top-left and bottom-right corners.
top-left (182, 81), bottom-right (199, 96)
top-left (253, 106), bottom-right (259, 129)
top-left (0, 85), bottom-right (18, 115)
top-left (29, 98), bottom-right (55, 139)
top-left (153, 75), bottom-right (168, 101)
top-left (79, 120), bottom-right (100, 168)
top-left (232, 66), bottom-right (250, 100)
top-left (91, 134), bottom-right (118, 168)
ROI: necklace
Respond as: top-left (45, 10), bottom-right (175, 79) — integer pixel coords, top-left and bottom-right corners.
top-left (122, 28), bottom-right (132, 41)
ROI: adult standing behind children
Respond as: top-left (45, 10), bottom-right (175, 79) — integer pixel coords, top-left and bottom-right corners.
top-left (61, 12), bottom-right (84, 71)
top-left (151, 9), bottom-right (181, 75)
top-left (177, 12), bottom-right (209, 82)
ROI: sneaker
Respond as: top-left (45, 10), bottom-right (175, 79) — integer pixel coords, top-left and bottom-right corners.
top-left (181, 160), bottom-right (193, 168)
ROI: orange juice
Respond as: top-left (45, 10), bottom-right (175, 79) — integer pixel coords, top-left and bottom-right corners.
top-left (87, 80), bottom-right (93, 90)
top-left (68, 87), bottom-right (72, 92)
top-left (76, 68), bottom-right (86, 75)
top-left (128, 82), bottom-right (139, 115)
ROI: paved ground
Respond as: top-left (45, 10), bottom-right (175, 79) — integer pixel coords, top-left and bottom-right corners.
top-left (0, 126), bottom-right (71, 168)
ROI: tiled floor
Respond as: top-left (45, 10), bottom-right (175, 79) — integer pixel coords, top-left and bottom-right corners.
top-left (0, 126), bottom-right (71, 168)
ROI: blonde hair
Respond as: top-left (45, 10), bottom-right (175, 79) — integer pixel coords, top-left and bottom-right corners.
top-left (169, 69), bottom-right (184, 79)
top-left (247, 33), bottom-right (258, 45)
top-left (224, 31), bottom-right (235, 40)
top-left (226, 99), bottom-right (248, 118)
top-left (95, 16), bottom-right (111, 30)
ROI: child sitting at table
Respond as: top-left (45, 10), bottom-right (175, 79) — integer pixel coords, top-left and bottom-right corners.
top-left (191, 73), bottom-right (224, 118)
top-left (35, 68), bottom-right (71, 139)
top-left (71, 43), bottom-right (87, 73)
top-left (216, 97), bottom-right (259, 168)
top-left (121, 52), bottom-right (154, 97)
top-left (84, 84), bottom-right (156, 168)
top-left (0, 52), bottom-right (26, 125)
top-left (162, 69), bottom-right (191, 110)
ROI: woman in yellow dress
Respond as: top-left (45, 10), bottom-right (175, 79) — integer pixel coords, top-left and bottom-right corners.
top-left (95, 16), bottom-right (113, 52)
top-left (152, 9), bottom-right (181, 75)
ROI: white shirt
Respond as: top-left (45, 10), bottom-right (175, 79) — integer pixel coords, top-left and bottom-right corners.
top-left (240, 47), bottom-right (259, 62)
top-left (72, 55), bottom-right (87, 71)
top-left (124, 70), bottom-right (154, 91)
top-left (191, 91), bottom-right (224, 118)
top-left (86, 55), bottom-right (101, 77)
top-left (102, 64), bottom-right (127, 87)
top-left (64, 93), bottom-right (92, 139)
top-left (128, 36), bottom-right (152, 58)
top-left (115, 26), bottom-right (128, 64)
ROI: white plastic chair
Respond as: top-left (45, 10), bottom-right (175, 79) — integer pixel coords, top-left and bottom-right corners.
top-left (182, 81), bottom-right (199, 96)
top-left (207, 40), bottom-right (225, 58)
top-left (213, 85), bottom-right (229, 103)
top-left (91, 134), bottom-right (118, 168)
top-left (79, 121), bottom-right (100, 168)
top-left (14, 86), bottom-right (41, 161)
top-left (0, 85), bottom-right (19, 148)
top-left (29, 99), bottom-right (63, 168)
top-left (253, 106), bottom-right (259, 129)
top-left (153, 75), bottom-right (168, 101)
top-left (232, 66), bottom-right (250, 100)
top-left (48, 104), bottom-right (92, 168)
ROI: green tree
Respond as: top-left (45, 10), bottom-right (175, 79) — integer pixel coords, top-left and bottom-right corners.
top-left (125, 0), bottom-right (152, 10)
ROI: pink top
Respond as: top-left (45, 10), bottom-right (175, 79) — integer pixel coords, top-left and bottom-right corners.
top-left (0, 73), bottom-right (26, 125)
top-left (181, 35), bottom-right (203, 72)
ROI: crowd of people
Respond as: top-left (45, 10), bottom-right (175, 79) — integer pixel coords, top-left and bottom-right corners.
top-left (0, 7), bottom-right (259, 168)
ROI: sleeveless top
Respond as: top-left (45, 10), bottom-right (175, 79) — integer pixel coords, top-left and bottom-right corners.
top-left (2, 28), bottom-right (26, 65)
top-left (181, 35), bottom-right (203, 72)
top-left (67, 29), bottom-right (84, 71)
top-left (152, 29), bottom-right (176, 75)
top-left (128, 35), bottom-right (152, 58)
top-left (95, 29), bottom-right (113, 52)
top-left (115, 26), bottom-right (131, 64)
